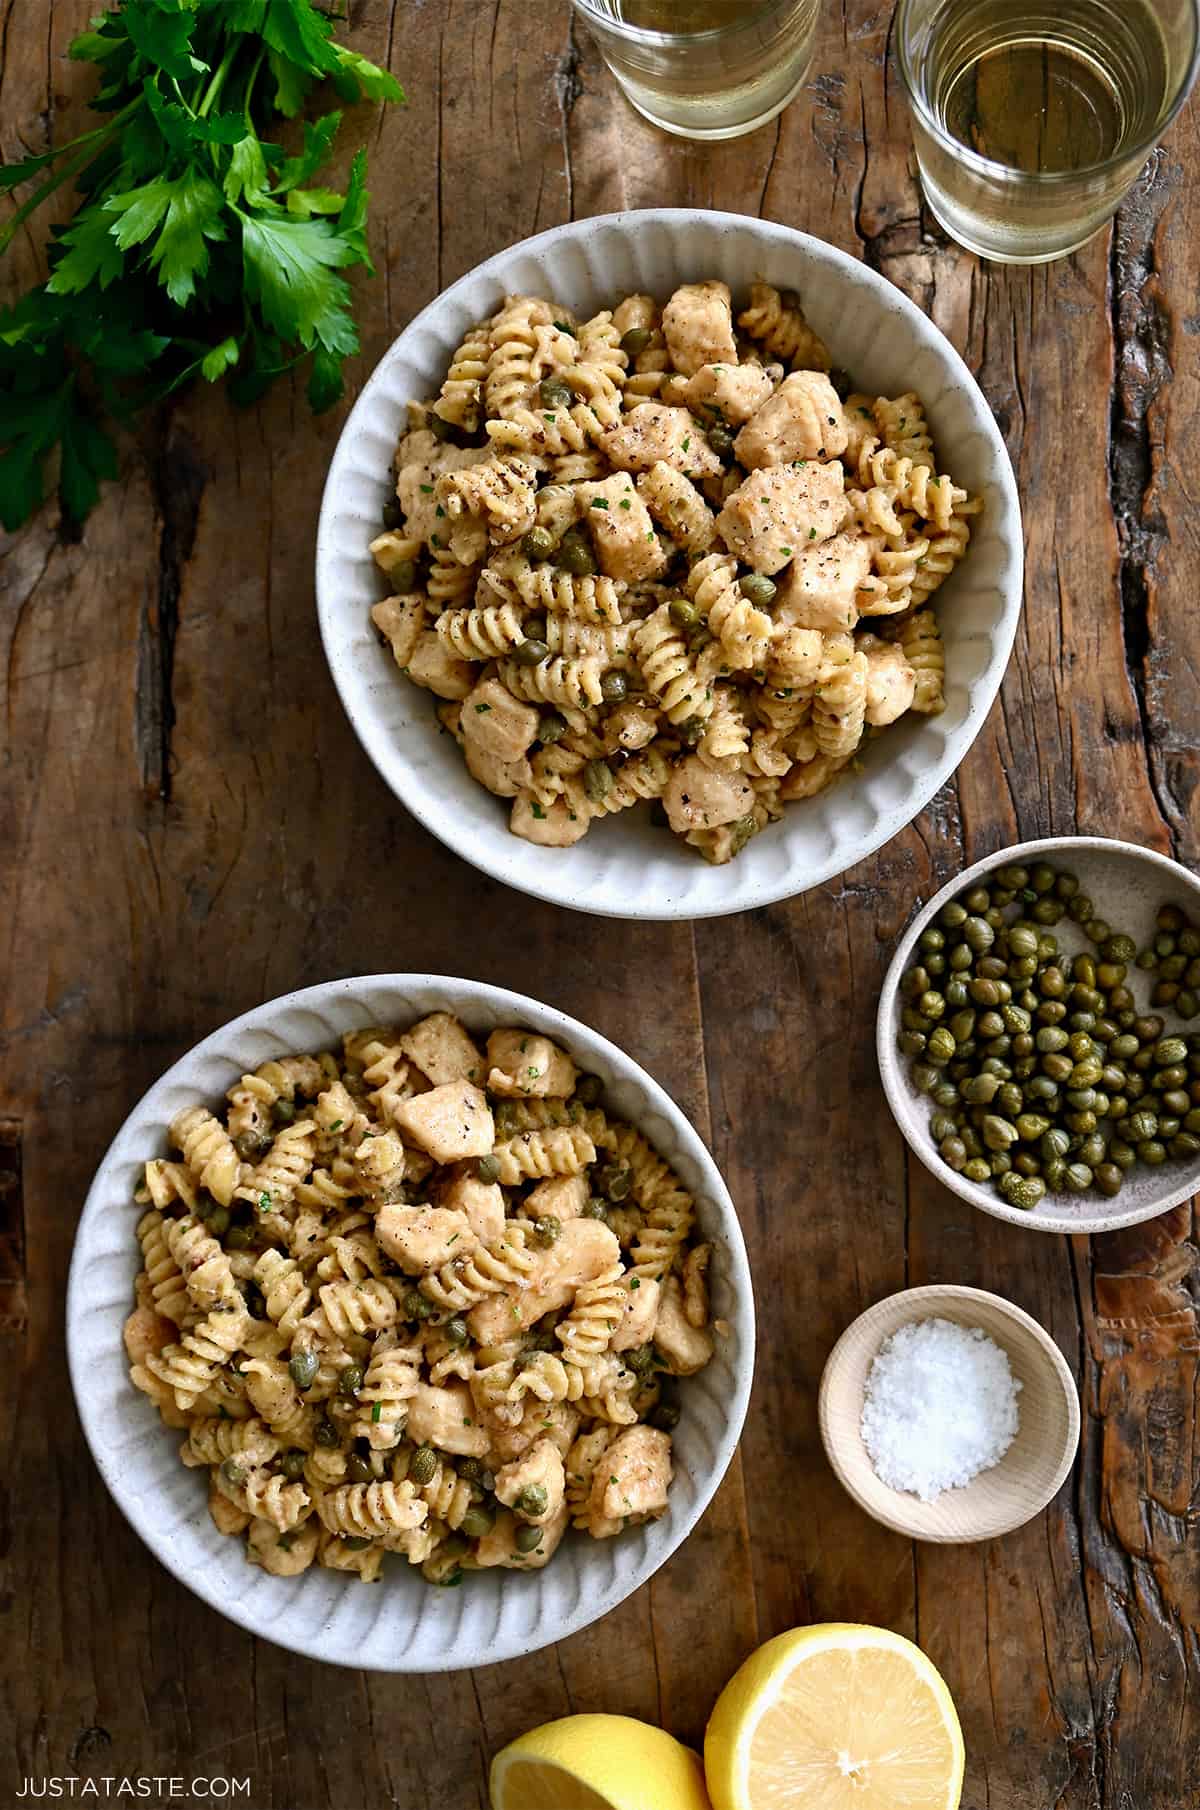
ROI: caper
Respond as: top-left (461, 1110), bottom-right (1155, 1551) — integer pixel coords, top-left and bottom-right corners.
top-left (1177, 991), bottom-right (1200, 1018)
top-left (927, 1027), bottom-right (956, 1064)
top-left (1093, 1163), bottom-right (1123, 1197)
top-left (583, 757), bottom-right (614, 803)
top-left (738, 573), bottom-right (777, 609)
top-left (596, 1161), bottom-right (632, 1202)
top-left (557, 531), bottom-right (596, 575)
top-left (619, 326), bottom-right (653, 357)
top-left (533, 1214), bottom-right (561, 1248)
top-left (678, 714), bottom-right (705, 746)
top-left (203, 1203), bottom-right (231, 1239)
top-left (538, 710), bottom-right (569, 745)
top-left (996, 1083), bottom-right (1024, 1117)
top-left (959, 1072), bottom-right (999, 1104)
top-left (708, 422), bottom-right (735, 457)
top-left (522, 525), bottom-right (556, 562)
top-left (1001, 1174), bottom-right (1046, 1210)
top-left (539, 376), bottom-right (572, 409)
top-left (1016, 1113), bottom-right (1050, 1141)
top-left (315, 1417), bottom-right (340, 1448)
top-left (280, 1449), bottom-right (307, 1481)
top-left (459, 1505), bottom-right (496, 1539)
top-left (650, 1399), bottom-right (681, 1432)
top-left (515, 1483), bottom-right (549, 1520)
top-left (477, 1153), bottom-right (501, 1183)
top-left (345, 1452), bottom-right (374, 1484)
top-left (288, 1350), bottom-right (319, 1391)
top-left (514, 1523), bottom-right (544, 1554)
top-left (982, 1115), bottom-right (1018, 1150)
top-left (339, 1364), bottom-right (364, 1397)
top-left (940, 1136), bottom-right (968, 1171)
top-left (1155, 1037), bottom-right (1188, 1067)
top-left (1078, 1133), bottom-right (1107, 1167)
top-left (512, 636), bottom-right (550, 666)
top-left (1170, 1132), bottom-right (1200, 1159)
top-left (1063, 1162), bottom-right (1093, 1194)
top-left (668, 596), bottom-right (700, 630)
top-left (402, 1288), bottom-right (433, 1321)
top-left (963, 1158), bottom-right (991, 1183)
top-left (1031, 898), bottom-right (1064, 924)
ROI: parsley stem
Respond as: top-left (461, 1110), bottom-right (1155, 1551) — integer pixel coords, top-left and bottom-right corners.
top-left (197, 40), bottom-right (240, 119)
top-left (0, 102), bottom-right (137, 258)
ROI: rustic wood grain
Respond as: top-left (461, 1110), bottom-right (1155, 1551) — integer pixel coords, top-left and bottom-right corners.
top-left (2, 1), bottom-right (1199, 1805)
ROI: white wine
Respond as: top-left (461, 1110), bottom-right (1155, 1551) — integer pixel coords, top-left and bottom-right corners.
top-left (574, 0), bottom-right (819, 141)
top-left (897, 0), bottom-right (1199, 262)
top-left (929, 0), bottom-right (1171, 174)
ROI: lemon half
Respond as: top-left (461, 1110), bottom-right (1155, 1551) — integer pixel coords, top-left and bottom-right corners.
top-left (703, 1623), bottom-right (964, 1810)
top-left (490, 1713), bottom-right (712, 1810)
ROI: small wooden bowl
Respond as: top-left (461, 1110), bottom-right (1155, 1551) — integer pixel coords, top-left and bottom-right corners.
top-left (818, 1285), bottom-right (1080, 1543)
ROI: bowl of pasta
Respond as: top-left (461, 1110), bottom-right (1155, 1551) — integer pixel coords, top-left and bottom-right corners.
top-left (67, 975), bottom-right (753, 1671)
top-left (317, 209), bottom-right (1022, 918)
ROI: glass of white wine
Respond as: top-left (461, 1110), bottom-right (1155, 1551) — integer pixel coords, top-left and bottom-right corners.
top-left (896, 0), bottom-right (1200, 263)
top-left (570, 0), bottom-right (820, 140)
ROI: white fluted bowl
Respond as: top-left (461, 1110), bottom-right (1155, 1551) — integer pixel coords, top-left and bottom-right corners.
top-left (317, 209), bottom-right (1022, 919)
top-left (67, 976), bottom-right (753, 1671)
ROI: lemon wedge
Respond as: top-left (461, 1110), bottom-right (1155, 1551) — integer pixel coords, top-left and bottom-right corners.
top-left (490, 1713), bottom-right (712, 1810)
top-left (703, 1623), bottom-right (964, 1810)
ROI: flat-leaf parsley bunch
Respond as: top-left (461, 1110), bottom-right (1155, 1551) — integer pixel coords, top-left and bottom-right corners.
top-left (0, 0), bottom-right (404, 530)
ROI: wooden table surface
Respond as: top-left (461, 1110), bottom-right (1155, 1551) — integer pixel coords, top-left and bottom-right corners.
top-left (4, 2), bottom-right (1200, 1806)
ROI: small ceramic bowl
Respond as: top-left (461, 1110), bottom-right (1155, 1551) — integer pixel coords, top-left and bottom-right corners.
top-left (818, 1284), bottom-right (1080, 1543)
top-left (67, 975), bottom-right (754, 1672)
top-left (877, 836), bottom-right (1200, 1234)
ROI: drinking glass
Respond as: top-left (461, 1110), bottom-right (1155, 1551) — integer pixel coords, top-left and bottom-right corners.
top-left (570, 0), bottom-right (820, 141)
top-left (896, 0), bottom-right (1200, 263)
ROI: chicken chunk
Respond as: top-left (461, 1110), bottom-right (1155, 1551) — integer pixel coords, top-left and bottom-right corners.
top-left (603, 697), bottom-right (660, 753)
top-left (600, 403), bottom-right (722, 478)
top-left (246, 1516), bottom-right (320, 1577)
top-left (395, 443), bottom-right (488, 543)
top-left (523, 1173), bottom-right (589, 1223)
top-left (684, 361), bottom-right (776, 426)
top-left (405, 1381), bottom-right (491, 1457)
top-left (494, 1436), bottom-right (566, 1524)
top-left (734, 372), bottom-right (849, 469)
top-left (405, 630), bottom-right (476, 700)
top-left (664, 754), bottom-right (755, 836)
top-left (459, 675), bottom-right (539, 797)
top-left (375, 1201), bottom-right (476, 1275)
top-left (775, 530), bottom-right (873, 633)
top-left (439, 1169), bottom-right (506, 1244)
top-left (470, 1501), bottom-right (570, 1569)
top-left (398, 1011), bottom-right (485, 1088)
top-left (510, 793), bottom-right (591, 846)
top-left (591, 1424), bottom-right (673, 1522)
top-left (653, 1273), bottom-right (715, 1375)
top-left (123, 1304), bottom-right (175, 1368)
top-left (486, 1028), bottom-right (576, 1099)
top-left (861, 637), bottom-right (918, 726)
top-left (609, 1275), bottom-right (661, 1352)
top-left (371, 594), bottom-right (425, 671)
top-left (467, 1217), bottom-right (621, 1343)
top-left (662, 280), bottom-right (738, 376)
top-left (393, 1080), bottom-right (494, 1163)
top-left (577, 474), bottom-right (667, 583)
top-left (716, 462), bottom-right (847, 574)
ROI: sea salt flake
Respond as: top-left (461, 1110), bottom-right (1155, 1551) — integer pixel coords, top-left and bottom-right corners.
top-left (860, 1316), bottom-right (1022, 1502)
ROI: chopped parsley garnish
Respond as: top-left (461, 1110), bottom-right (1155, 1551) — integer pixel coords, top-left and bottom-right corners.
top-left (591, 497), bottom-right (609, 510)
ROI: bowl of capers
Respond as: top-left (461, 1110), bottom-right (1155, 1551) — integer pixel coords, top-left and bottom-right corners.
top-left (877, 837), bottom-right (1200, 1234)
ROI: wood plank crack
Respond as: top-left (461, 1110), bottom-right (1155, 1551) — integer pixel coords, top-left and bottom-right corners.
top-left (135, 419), bottom-right (207, 804)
